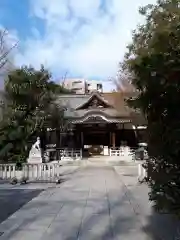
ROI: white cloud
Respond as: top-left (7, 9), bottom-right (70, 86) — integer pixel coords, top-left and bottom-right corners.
top-left (69, 0), bottom-right (102, 19)
top-left (15, 0), bottom-right (157, 87)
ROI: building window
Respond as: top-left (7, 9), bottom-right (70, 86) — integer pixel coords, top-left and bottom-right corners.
top-left (72, 81), bottom-right (82, 85)
top-left (97, 84), bottom-right (102, 90)
top-left (72, 87), bottom-right (82, 90)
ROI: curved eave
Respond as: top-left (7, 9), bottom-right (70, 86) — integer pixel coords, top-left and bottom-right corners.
top-left (80, 109), bottom-right (119, 118)
top-left (71, 114), bottom-right (131, 124)
top-left (75, 92), bottom-right (113, 110)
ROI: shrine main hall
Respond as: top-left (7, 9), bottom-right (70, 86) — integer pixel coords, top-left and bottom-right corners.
top-left (46, 91), bottom-right (147, 159)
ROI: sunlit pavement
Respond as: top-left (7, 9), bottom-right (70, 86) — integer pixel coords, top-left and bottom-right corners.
top-left (0, 162), bottom-right (179, 240)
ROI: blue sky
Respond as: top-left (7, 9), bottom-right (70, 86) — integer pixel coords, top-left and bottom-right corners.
top-left (0, 0), bottom-right (157, 91)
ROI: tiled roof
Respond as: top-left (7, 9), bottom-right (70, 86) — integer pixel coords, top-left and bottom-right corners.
top-left (56, 91), bottom-right (146, 124)
top-left (55, 94), bottom-right (89, 110)
top-left (102, 92), bottom-right (138, 113)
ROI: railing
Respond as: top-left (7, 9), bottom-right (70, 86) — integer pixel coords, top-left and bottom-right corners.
top-left (45, 148), bottom-right (82, 161)
top-left (59, 148), bottom-right (82, 161)
top-left (0, 163), bottom-right (62, 181)
top-left (109, 147), bottom-right (136, 161)
top-left (138, 163), bottom-right (147, 181)
top-left (0, 164), bottom-right (16, 179)
top-left (109, 147), bottom-right (149, 161)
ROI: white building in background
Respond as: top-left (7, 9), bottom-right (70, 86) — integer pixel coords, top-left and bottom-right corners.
top-left (63, 78), bottom-right (86, 94)
top-left (86, 80), bottom-right (103, 94)
top-left (62, 78), bottom-right (103, 94)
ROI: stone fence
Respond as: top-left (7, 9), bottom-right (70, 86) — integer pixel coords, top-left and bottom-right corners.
top-left (109, 147), bottom-right (135, 161)
top-left (0, 163), bottom-right (62, 182)
top-left (45, 148), bottom-right (82, 161)
top-left (138, 163), bottom-right (147, 181)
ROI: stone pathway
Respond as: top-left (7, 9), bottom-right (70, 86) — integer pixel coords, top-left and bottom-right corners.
top-left (0, 165), bottom-right (154, 240)
top-left (115, 165), bottom-right (180, 240)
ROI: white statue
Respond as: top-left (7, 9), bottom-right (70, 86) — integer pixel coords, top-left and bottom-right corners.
top-left (27, 137), bottom-right (42, 163)
top-left (32, 137), bottom-right (41, 151)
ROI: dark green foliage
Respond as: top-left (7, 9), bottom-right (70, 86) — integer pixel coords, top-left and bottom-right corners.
top-left (123, 0), bottom-right (180, 216)
top-left (0, 65), bottom-right (67, 163)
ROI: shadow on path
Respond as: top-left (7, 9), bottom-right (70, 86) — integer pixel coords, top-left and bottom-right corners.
top-left (2, 166), bottom-right (180, 239)
top-left (143, 207), bottom-right (180, 240)
top-left (0, 189), bottom-right (43, 224)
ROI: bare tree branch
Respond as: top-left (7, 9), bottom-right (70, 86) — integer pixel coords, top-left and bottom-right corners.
top-left (114, 62), bottom-right (137, 92)
top-left (0, 29), bottom-right (17, 78)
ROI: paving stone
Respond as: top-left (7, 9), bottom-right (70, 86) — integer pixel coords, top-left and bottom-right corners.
top-left (0, 163), bottom-right (159, 240)
top-left (19, 215), bottom-right (55, 230)
top-left (42, 221), bottom-right (79, 240)
top-left (4, 229), bottom-right (44, 240)
top-left (79, 229), bottom-right (112, 240)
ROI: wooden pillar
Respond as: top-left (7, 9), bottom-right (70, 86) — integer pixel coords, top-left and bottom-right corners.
top-left (50, 129), bottom-right (56, 145)
top-left (70, 131), bottom-right (75, 148)
top-left (59, 130), bottom-right (62, 148)
top-left (81, 131), bottom-right (84, 148)
top-left (112, 132), bottom-right (116, 149)
top-left (78, 131), bottom-right (81, 148)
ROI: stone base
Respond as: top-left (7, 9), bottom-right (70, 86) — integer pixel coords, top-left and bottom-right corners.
top-left (61, 157), bottom-right (81, 161)
top-left (27, 156), bottom-right (42, 164)
top-left (103, 146), bottom-right (109, 155)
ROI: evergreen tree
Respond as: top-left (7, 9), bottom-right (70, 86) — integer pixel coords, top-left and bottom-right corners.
top-left (123, 0), bottom-right (180, 215)
top-left (0, 66), bottom-right (67, 163)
